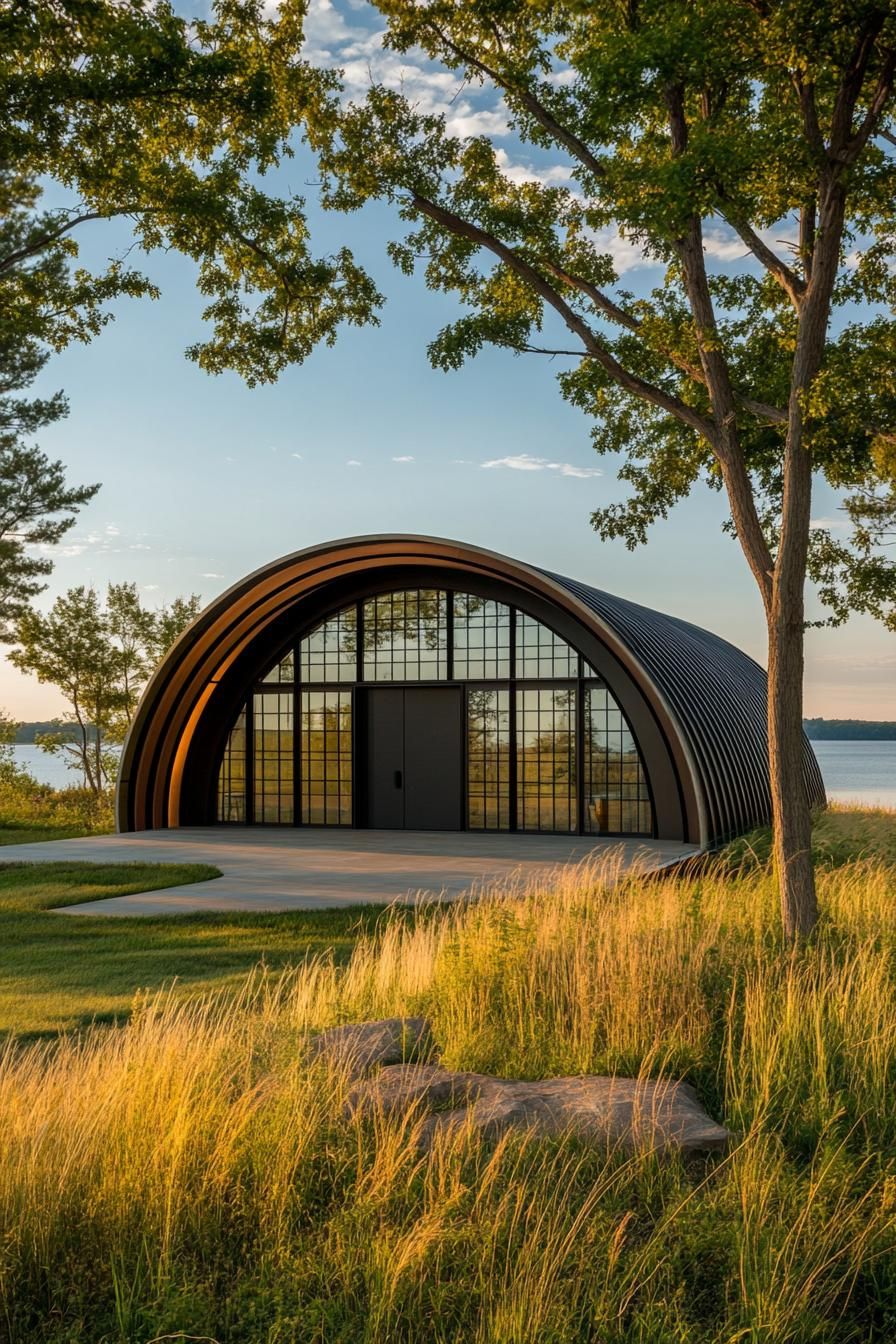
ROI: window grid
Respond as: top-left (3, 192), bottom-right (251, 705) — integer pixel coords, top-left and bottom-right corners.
top-left (216, 708), bottom-right (247, 823)
top-left (516, 612), bottom-right (580, 679)
top-left (262, 651), bottom-right (295, 683)
top-left (453, 595), bottom-right (511, 680)
top-left (299, 608), bottom-right (357, 683)
top-left (362, 590), bottom-right (448, 681)
top-left (516, 688), bottom-right (577, 833)
top-left (301, 690), bottom-right (353, 825)
top-left (466, 687), bottom-right (511, 830)
top-left (217, 590), bottom-right (653, 836)
top-left (252, 691), bottom-right (294, 824)
top-left (584, 686), bottom-right (653, 835)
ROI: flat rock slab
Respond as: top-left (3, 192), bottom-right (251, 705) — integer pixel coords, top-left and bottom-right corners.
top-left (309, 1016), bottom-right (435, 1075)
top-left (348, 1064), bottom-right (729, 1154)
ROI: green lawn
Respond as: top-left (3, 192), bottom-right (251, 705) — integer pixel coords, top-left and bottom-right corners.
top-left (0, 824), bottom-right (101, 846)
top-left (0, 859), bottom-right (398, 1037)
top-left (0, 802), bottom-right (891, 1040)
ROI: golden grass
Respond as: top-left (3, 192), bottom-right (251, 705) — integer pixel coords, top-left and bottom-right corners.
top-left (2, 830), bottom-right (896, 1340)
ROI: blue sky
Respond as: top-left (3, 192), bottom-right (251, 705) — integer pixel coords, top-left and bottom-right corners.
top-left (6, 0), bottom-right (894, 720)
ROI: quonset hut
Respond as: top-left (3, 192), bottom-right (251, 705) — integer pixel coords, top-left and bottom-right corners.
top-left (116, 535), bottom-right (825, 847)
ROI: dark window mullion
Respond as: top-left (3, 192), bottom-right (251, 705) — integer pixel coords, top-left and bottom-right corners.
top-left (246, 693), bottom-right (255, 825)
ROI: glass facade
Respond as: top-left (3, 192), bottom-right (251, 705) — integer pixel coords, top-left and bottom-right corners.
top-left (584, 686), bottom-right (652, 835)
top-left (217, 708), bottom-right (247, 823)
top-left (516, 688), bottom-right (577, 832)
top-left (262, 651), bottom-right (295, 684)
top-left (363, 589), bottom-right (448, 681)
top-left (253, 690), bottom-right (294, 823)
top-left (516, 612), bottom-right (579, 679)
top-left (300, 690), bottom-right (352, 825)
top-left (215, 587), bottom-right (653, 836)
top-left (466, 687), bottom-right (511, 830)
top-left (454, 596), bottom-right (511, 680)
top-left (299, 608), bottom-right (357, 683)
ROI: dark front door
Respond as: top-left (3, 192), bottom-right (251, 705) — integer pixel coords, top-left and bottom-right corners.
top-left (365, 687), bottom-right (463, 830)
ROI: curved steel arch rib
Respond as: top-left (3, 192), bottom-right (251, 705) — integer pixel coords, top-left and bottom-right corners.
top-left (116, 535), bottom-right (825, 847)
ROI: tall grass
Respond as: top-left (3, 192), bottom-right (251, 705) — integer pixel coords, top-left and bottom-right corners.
top-left (2, 849), bottom-right (896, 1341)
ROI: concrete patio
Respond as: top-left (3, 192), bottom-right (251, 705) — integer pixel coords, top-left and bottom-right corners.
top-left (1, 827), bottom-right (699, 916)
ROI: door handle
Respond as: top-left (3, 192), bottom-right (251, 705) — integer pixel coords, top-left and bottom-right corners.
top-left (394, 770), bottom-right (403, 788)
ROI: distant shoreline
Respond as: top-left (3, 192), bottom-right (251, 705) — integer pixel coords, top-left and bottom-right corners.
top-left (803, 719), bottom-right (896, 741)
top-left (10, 717), bottom-right (896, 743)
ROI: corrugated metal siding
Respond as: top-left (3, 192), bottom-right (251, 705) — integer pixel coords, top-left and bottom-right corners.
top-left (541, 570), bottom-right (826, 847)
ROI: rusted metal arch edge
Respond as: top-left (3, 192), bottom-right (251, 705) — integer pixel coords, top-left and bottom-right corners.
top-left (115, 534), bottom-right (710, 845)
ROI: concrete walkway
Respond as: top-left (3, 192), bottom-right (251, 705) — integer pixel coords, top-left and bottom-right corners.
top-left (0, 828), bottom-right (699, 916)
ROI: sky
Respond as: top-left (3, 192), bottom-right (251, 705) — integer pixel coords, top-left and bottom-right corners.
top-left (5, 0), bottom-right (895, 722)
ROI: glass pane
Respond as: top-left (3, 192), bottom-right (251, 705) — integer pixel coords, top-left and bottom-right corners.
top-left (300, 607), bottom-right (357, 683)
top-left (301, 689), bottom-right (353, 825)
top-left (516, 688), bottom-right (577, 832)
top-left (262, 651), bottom-right (295, 683)
top-left (216, 708), bottom-right (247, 823)
top-left (515, 613), bottom-right (579, 679)
top-left (252, 690), bottom-right (294, 824)
top-left (362, 590), bottom-right (448, 681)
top-left (453, 595), bottom-right (511, 680)
top-left (466, 687), bottom-right (510, 830)
top-left (584, 686), bottom-right (652, 835)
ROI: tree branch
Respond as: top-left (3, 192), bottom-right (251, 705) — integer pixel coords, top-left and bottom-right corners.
top-left (505, 338), bottom-right (788, 426)
top-left (792, 74), bottom-right (827, 163)
top-left (718, 212), bottom-right (807, 308)
top-left (666, 82), bottom-right (776, 599)
top-left (426, 24), bottom-right (605, 181)
top-left (411, 191), bottom-right (714, 438)
top-left (844, 46), bottom-right (896, 162)
top-left (830, 16), bottom-right (887, 156)
top-left (0, 208), bottom-right (145, 274)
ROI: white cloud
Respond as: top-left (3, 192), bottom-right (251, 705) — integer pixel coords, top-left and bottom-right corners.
top-left (481, 453), bottom-right (601, 478)
top-left (703, 223), bottom-right (799, 266)
top-left (586, 225), bottom-right (656, 275)
top-left (495, 148), bottom-right (574, 187)
top-left (291, 452), bottom-right (303, 459)
top-left (297, 0), bottom-right (512, 140)
top-left (809, 516), bottom-right (849, 531)
top-left (346, 458), bottom-right (362, 466)
top-left (392, 454), bottom-right (415, 462)
top-left (142, 584), bottom-right (160, 592)
top-left (35, 522), bottom-right (147, 560)
top-left (200, 572), bottom-right (225, 579)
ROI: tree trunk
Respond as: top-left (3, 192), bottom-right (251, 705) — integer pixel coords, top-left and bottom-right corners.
top-left (767, 611), bottom-right (817, 940)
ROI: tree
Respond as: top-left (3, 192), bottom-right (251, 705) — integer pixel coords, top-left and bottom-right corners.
top-left (299, 0), bottom-right (896, 940)
top-left (9, 583), bottom-right (200, 792)
top-left (0, 166), bottom-right (101, 633)
top-left (1, 1), bottom-right (381, 388)
top-left (1, 1), bottom-right (382, 626)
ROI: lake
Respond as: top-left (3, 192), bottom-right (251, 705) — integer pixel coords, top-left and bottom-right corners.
top-left (8, 739), bottom-right (896, 809)
top-left (8, 744), bottom-right (111, 791)
top-left (810, 740), bottom-right (896, 809)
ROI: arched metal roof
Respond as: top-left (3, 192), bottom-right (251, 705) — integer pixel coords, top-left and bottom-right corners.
top-left (542, 570), bottom-right (825, 847)
top-left (116, 534), bottom-right (825, 846)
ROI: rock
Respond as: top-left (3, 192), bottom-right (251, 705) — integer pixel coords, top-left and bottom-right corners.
top-left (309, 1017), bottom-right (435, 1075)
top-left (347, 1063), bottom-right (490, 1113)
top-left (348, 1064), bottom-right (729, 1154)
